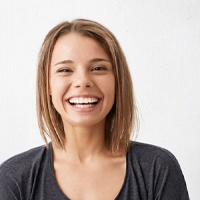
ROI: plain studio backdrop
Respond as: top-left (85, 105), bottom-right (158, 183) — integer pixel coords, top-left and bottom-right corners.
top-left (0, 0), bottom-right (199, 199)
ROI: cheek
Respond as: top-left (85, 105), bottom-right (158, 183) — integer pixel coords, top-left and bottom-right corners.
top-left (105, 75), bottom-right (115, 102)
top-left (50, 78), bottom-right (69, 102)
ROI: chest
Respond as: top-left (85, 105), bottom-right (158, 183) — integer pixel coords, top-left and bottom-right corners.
top-left (53, 159), bottom-right (126, 200)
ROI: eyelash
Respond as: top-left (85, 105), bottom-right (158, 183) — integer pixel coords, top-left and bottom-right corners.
top-left (56, 66), bottom-right (108, 74)
top-left (57, 68), bottom-right (73, 73)
top-left (92, 66), bottom-right (107, 71)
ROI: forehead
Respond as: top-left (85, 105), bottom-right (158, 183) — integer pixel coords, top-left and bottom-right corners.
top-left (51, 33), bottom-right (110, 65)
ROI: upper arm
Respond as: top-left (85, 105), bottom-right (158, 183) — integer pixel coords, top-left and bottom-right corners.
top-left (0, 168), bottom-right (21, 200)
top-left (153, 151), bottom-right (190, 200)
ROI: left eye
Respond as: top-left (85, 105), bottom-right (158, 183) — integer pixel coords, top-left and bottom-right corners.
top-left (92, 66), bottom-right (107, 71)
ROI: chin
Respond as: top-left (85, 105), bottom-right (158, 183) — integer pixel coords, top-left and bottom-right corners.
top-left (64, 117), bottom-right (105, 128)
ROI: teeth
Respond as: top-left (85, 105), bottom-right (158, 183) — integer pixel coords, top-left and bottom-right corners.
top-left (69, 97), bottom-right (99, 104)
top-left (74, 104), bottom-right (95, 108)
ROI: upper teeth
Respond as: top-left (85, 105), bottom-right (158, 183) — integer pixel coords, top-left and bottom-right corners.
top-left (69, 97), bottom-right (99, 104)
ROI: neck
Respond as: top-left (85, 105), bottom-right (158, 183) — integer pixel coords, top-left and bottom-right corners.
top-left (53, 121), bottom-right (108, 163)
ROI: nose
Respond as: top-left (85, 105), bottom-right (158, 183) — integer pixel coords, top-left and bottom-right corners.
top-left (73, 70), bottom-right (93, 88)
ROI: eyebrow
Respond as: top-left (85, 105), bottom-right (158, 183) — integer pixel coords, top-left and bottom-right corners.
top-left (89, 58), bottom-right (111, 63)
top-left (53, 60), bottom-right (73, 67)
top-left (53, 58), bottom-right (111, 67)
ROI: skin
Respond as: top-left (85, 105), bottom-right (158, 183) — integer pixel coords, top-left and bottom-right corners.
top-left (50, 33), bottom-right (126, 200)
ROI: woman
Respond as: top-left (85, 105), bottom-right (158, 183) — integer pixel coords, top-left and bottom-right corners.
top-left (0, 19), bottom-right (189, 199)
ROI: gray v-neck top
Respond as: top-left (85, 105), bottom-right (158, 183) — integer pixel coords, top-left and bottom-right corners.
top-left (0, 142), bottom-right (189, 199)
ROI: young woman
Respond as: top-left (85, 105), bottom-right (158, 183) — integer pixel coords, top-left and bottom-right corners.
top-left (0, 19), bottom-right (189, 200)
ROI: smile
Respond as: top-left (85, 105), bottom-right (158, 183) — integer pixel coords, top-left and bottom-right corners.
top-left (68, 97), bottom-right (100, 108)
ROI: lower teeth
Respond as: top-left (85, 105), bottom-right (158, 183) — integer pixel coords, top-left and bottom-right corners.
top-left (74, 104), bottom-right (94, 108)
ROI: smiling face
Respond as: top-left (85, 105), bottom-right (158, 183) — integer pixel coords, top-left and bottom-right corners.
top-left (50, 33), bottom-right (115, 129)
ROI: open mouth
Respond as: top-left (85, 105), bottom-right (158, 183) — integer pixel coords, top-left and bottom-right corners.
top-left (68, 97), bottom-right (100, 108)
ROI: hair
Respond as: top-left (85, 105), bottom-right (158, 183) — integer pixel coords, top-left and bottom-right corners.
top-left (36, 19), bottom-right (138, 154)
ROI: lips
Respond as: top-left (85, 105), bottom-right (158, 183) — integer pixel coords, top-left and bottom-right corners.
top-left (68, 97), bottom-right (101, 108)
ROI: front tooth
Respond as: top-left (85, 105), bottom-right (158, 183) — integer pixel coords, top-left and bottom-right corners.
top-left (78, 98), bottom-right (82, 103)
top-left (69, 97), bottom-right (98, 104)
top-left (84, 98), bottom-right (88, 103)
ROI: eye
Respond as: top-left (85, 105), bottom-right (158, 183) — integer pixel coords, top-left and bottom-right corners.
top-left (57, 68), bottom-right (73, 73)
top-left (92, 66), bottom-right (107, 71)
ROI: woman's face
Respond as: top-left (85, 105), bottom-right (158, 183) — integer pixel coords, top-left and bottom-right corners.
top-left (50, 33), bottom-right (115, 128)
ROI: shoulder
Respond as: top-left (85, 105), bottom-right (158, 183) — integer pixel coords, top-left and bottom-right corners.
top-left (0, 145), bottom-right (47, 173)
top-left (0, 145), bottom-right (48, 199)
top-left (126, 141), bottom-right (189, 199)
top-left (128, 141), bottom-right (180, 167)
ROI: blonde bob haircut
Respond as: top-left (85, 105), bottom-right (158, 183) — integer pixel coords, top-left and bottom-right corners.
top-left (37, 19), bottom-right (138, 154)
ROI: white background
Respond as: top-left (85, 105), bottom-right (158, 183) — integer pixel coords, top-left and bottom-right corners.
top-left (0, 0), bottom-right (199, 199)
